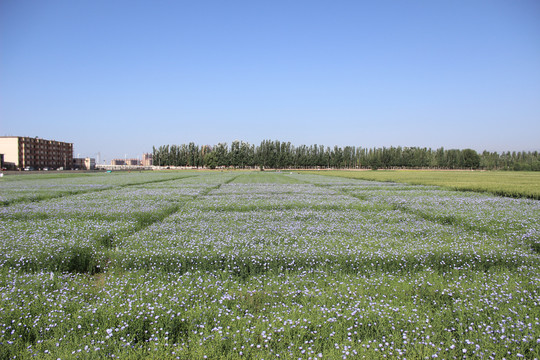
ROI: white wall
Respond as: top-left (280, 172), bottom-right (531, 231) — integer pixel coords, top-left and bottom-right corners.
top-left (0, 138), bottom-right (19, 166)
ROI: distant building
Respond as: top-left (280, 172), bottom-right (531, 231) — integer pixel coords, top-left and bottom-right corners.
top-left (142, 153), bottom-right (153, 166)
top-left (73, 157), bottom-right (96, 170)
top-left (125, 159), bottom-right (140, 166)
top-left (111, 159), bottom-right (126, 166)
top-left (111, 158), bottom-right (141, 166)
top-left (73, 158), bottom-right (84, 169)
top-left (85, 157), bottom-right (96, 170)
top-left (0, 136), bottom-right (73, 170)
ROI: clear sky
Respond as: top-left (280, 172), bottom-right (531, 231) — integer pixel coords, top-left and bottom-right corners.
top-left (1, 0), bottom-right (539, 162)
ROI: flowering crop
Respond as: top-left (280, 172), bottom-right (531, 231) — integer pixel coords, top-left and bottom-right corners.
top-left (0, 171), bottom-right (539, 359)
top-left (0, 172), bottom-right (197, 205)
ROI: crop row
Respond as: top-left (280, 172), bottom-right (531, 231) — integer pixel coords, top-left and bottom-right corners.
top-left (1, 173), bottom-right (538, 274)
top-left (0, 171), bottom-right (200, 205)
top-left (1, 266), bottom-right (538, 359)
top-left (0, 171), bottom-right (539, 359)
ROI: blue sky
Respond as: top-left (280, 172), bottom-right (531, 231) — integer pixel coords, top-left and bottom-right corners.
top-left (1, 0), bottom-right (539, 162)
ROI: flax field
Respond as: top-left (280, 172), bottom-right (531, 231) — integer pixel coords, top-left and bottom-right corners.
top-left (0, 171), bottom-right (539, 359)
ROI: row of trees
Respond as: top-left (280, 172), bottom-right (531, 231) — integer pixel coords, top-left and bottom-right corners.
top-left (152, 141), bottom-right (540, 171)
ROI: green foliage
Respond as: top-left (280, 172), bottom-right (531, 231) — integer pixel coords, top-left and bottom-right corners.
top-left (461, 148), bottom-right (480, 169)
top-left (203, 152), bottom-right (218, 169)
top-left (152, 141), bottom-right (540, 171)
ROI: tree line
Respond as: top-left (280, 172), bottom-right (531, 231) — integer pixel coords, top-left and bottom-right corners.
top-left (152, 140), bottom-right (540, 171)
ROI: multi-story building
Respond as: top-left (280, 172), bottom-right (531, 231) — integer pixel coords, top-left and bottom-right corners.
top-left (111, 159), bottom-right (126, 166)
top-left (111, 158), bottom-right (140, 166)
top-left (142, 153), bottom-right (153, 166)
top-left (126, 159), bottom-right (140, 166)
top-left (0, 136), bottom-right (73, 170)
top-left (73, 157), bottom-right (96, 170)
top-left (73, 158), bottom-right (84, 169)
top-left (85, 157), bottom-right (96, 170)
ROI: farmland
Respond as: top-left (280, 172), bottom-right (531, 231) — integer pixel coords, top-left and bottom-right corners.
top-left (301, 170), bottom-right (540, 200)
top-left (1, 171), bottom-right (539, 359)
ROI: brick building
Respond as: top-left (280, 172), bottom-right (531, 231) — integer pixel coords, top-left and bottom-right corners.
top-left (0, 136), bottom-right (73, 170)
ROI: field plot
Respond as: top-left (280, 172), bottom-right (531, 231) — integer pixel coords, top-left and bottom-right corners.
top-left (301, 170), bottom-right (540, 200)
top-left (1, 171), bottom-right (539, 359)
top-left (0, 172), bottom-right (199, 205)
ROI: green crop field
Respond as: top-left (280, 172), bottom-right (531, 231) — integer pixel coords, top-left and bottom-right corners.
top-left (301, 170), bottom-right (540, 200)
top-left (1, 171), bottom-right (539, 359)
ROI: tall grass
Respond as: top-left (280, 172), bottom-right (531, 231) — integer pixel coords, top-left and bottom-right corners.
top-left (301, 169), bottom-right (540, 199)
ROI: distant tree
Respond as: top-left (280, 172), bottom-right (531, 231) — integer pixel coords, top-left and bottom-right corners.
top-left (204, 152), bottom-right (218, 169)
top-left (212, 143), bottom-right (228, 167)
top-left (230, 140), bottom-right (240, 168)
top-left (152, 141), bottom-right (537, 171)
top-left (445, 150), bottom-right (461, 169)
top-left (434, 147), bottom-right (445, 168)
top-left (462, 149), bottom-right (480, 169)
